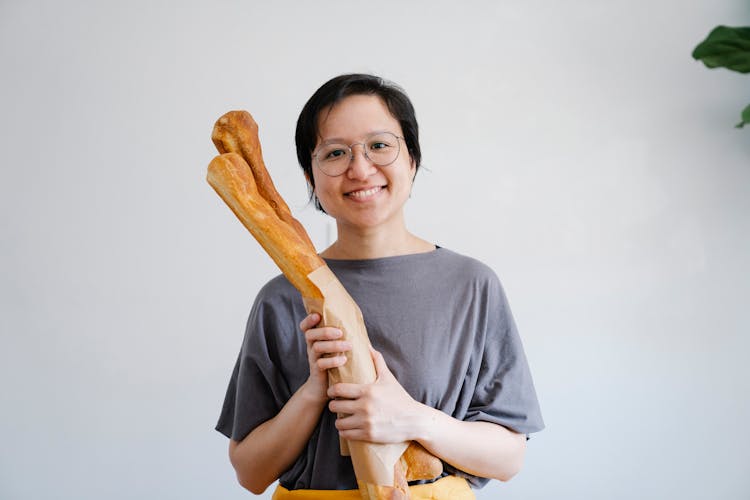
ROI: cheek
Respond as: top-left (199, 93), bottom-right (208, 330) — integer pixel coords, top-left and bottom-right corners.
top-left (401, 162), bottom-right (417, 189)
top-left (310, 171), bottom-right (325, 196)
top-left (311, 176), bottom-right (338, 208)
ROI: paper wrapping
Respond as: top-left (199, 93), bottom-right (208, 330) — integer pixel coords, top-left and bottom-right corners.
top-left (302, 266), bottom-right (409, 486)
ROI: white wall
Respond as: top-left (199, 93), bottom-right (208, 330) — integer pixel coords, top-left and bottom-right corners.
top-left (2, 1), bottom-right (749, 499)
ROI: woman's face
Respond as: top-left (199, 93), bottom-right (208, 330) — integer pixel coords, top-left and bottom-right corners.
top-left (311, 94), bottom-right (416, 232)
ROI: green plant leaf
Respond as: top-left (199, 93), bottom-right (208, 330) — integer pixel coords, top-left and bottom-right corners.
top-left (736, 103), bottom-right (750, 128)
top-left (692, 26), bottom-right (750, 73)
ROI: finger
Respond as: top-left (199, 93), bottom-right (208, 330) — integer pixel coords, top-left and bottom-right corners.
top-left (333, 413), bottom-right (362, 431)
top-left (329, 398), bottom-right (359, 415)
top-left (327, 382), bottom-right (364, 400)
top-left (299, 313), bottom-right (321, 331)
top-left (316, 353), bottom-right (348, 371)
top-left (338, 427), bottom-right (392, 444)
top-left (370, 347), bottom-right (391, 379)
top-left (337, 429), bottom-right (369, 442)
top-left (334, 417), bottom-right (383, 443)
top-left (312, 339), bottom-right (351, 356)
top-left (305, 327), bottom-right (343, 343)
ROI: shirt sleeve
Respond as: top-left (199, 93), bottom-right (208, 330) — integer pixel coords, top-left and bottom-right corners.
top-left (448, 273), bottom-right (545, 487)
top-left (465, 275), bottom-right (544, 432)
top-left (215, 280), bottom-right (303, 442)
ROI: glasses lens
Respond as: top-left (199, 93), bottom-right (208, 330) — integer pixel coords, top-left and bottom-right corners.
top-left (315, 144), bottom-right (350, 176)
top-left (365, 132), bottom-right (400, 166)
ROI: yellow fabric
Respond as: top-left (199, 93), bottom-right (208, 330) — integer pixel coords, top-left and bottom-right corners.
top-left (271, 475), bottom-right (474, 500)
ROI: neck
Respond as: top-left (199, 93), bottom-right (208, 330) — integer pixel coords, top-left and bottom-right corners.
top-left (321, 220), bottom-right (434, 260)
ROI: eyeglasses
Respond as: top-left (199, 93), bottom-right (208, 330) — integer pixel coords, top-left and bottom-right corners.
top-left (312, 131), bottom-right (403, 177)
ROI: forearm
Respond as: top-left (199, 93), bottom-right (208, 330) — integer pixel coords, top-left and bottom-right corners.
top-left (328, 349), bottom-right (527, 481)
top-left (229, 380), bottom-right (327, 494)
top-left (413, 404), bottom-right (527, 482)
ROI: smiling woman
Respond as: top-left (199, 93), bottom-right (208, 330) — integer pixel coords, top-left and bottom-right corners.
top-left (308, 94), bottom-right (423, 254)
top-left (214, 74), bottom-right (544, 499)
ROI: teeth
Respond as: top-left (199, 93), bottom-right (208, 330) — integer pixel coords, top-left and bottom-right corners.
top-left (348, 186), bottom-right (382, 199)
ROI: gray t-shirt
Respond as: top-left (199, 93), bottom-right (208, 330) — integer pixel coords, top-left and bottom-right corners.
top-left (216, 247), bottom-right (544, 489)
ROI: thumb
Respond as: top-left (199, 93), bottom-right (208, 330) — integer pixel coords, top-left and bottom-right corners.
top-left (370, 346), bottom-right (391, 380)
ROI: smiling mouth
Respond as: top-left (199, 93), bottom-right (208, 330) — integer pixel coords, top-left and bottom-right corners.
top-left (345, 185), bottom-right (385, 200)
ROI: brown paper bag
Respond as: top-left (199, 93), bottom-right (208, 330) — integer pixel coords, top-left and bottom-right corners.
top-left (303, 266), bottom-right (410, 488)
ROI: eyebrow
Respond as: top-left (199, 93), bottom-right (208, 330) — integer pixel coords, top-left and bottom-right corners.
top-left (317, 130), bottom-right (395, 145)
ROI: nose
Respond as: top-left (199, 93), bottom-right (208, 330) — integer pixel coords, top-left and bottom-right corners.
top-left (346, 143), bottom-right (377, 180)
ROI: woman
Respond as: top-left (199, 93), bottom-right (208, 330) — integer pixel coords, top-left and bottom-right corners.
top-left (216, 74), bottom-right (544, 498)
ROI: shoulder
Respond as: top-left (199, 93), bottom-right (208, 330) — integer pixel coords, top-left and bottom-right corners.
top-left (248, 274), bottom-right (304, 327)
top-left (255, 273), bottom-right (299, 302)
top-left (435, 248), bottom-right (502, 286)
top-left (243, 274), bottom-right (306, 354)
top-left (433, 248), bottom-right (512, 313)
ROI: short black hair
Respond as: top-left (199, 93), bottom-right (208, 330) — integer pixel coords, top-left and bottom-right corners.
top-left (295, 73), bottom-right (421, 211)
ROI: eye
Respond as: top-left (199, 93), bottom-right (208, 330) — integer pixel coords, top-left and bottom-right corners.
top-left (322, 147), bottom-right (348, 161)
top-left (368, 134), bottom-right (396, 151)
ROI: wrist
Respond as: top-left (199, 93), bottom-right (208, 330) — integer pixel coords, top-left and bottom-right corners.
top-left (298, 379), bottom-right (329, 408)
top-left (409, 401), bottom-right (440, 444)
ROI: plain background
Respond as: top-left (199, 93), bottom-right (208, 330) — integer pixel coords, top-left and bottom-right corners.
top-left (2, 1), bottom-right (749, 499)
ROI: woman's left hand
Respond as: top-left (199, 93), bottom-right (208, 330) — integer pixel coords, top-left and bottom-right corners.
top-left (327, 348), bottom-right (424, 444)
top-left (328, 349), bottom-right (527, 482)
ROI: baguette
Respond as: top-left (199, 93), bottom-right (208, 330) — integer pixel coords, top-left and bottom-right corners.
top-left (207, 153), bottom-right (324, 299)
top-left (212, 110), bottom-right (316, 252)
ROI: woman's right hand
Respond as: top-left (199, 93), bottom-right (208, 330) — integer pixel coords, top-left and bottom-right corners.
top-left (299, 313), bottom-right (351, 402)
top-left (228, 314), bottom-right (352, 494)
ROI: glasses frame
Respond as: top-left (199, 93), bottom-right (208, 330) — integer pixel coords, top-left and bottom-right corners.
top-left (312, 131), bottom-right (404, 177)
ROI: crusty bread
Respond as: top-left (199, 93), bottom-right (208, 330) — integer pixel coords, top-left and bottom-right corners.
top-left (212, 110), bottom-right (316, 252)
top-left (399, 442), bottom-right (443, 481)
top-left (207, 153), bottom-right (324, 299)
top-left (207, 110), bottom-right (443, 498)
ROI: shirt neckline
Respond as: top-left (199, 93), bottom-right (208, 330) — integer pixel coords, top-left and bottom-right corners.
top-left (323, 246), bottom-right (443, 269)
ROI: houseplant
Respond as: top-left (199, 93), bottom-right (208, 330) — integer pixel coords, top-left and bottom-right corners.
top-left (692, 25), bottom-right (750, 128)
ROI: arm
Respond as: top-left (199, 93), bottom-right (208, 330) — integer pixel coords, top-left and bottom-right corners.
top-left (229, 379), bottom-right (326, 494)
top-left (328, 349), bottom-right (527, 482)
top-left (413, 406), bottom-right (526, 481)
top-left (229, 313), bottom-right (351, 494)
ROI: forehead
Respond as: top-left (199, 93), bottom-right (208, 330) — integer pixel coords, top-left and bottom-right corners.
top-left (316, 94), bottom-right (402, 142)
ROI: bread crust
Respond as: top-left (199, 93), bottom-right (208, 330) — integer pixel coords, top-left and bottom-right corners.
top-left (400, 442), bottom-right (443, 481)
top-left (207, 153), bottom-right (325, 299)
top-left (212, 110), bottom-right (316, 251)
